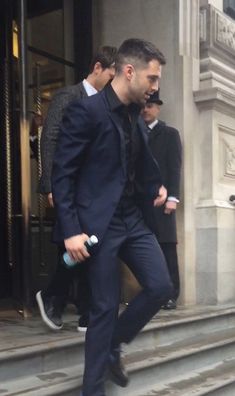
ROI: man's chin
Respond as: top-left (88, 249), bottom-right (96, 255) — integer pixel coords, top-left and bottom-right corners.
top-left (139, 97), bottom-right (148, 106)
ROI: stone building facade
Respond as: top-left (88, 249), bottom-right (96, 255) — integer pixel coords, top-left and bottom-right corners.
top-left (92, 0), bottom-right (235, 305)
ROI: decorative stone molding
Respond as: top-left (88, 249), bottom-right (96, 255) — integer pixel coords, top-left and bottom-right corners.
top-left (199, 4), bottom-right (235, 95)
top-left (216, 12), bottom-right (235, 52)
top-left (219, 125), bottom-right (235, 179)
top-left (225, 143), bottom-right (235, 176)
top-left (200, 5), bottom-right (235, 63)
top-left (200, 57), bottom-right (235, 83)
top-left (194, 87), bottom-right (235, 116)
top-left (200, 8), bottom-right (207, 42)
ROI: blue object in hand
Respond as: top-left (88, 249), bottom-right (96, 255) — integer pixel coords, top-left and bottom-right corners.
top-left (63, 235), bottom-right (98, 268)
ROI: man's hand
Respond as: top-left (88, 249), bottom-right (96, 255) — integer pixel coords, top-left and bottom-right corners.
top-left (164, 200), bottom-right (177, 214)
top-left (64, 233), bottom-right (90, 263)
top-left (47, 193), bottom-right (54, 207)
top-left (153, 185), bottom-right (167, 207)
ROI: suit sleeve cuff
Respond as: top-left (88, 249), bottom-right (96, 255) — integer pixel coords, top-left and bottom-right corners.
top-left (167, 196), bottom-right (179, 203)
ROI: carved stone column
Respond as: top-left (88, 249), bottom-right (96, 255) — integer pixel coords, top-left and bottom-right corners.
top-left (194, 3), bottom-right (235, 303)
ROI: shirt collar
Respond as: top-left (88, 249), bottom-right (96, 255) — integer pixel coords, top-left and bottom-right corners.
top-left (82, 79), bottom-right (98, 96)
top-left (105, 83), bottom-right (141, 118)
top-left (148, 119), bottom-right (159, 130)
top-left (105, 83), bottom-right (123, 112)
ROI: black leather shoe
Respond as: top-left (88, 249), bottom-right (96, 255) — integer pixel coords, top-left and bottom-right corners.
top-left (162, 299), bottom-right (177, 310)
top-left (108, 348), bottom-right (129, 387)
top-left (36, 291), bottom-right (63, 330)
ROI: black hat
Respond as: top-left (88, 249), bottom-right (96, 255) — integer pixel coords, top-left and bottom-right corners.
top-left (147, 89), bottom-right (163, 105)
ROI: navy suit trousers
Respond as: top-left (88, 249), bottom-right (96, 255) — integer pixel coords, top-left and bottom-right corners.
top-left (82, 201), bottom-right (173, 396)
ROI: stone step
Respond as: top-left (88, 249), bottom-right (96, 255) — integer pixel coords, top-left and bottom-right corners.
top-left (1, 306), bottom-right (234, 384)
top-left (109, 328), bottom-right (235, 396)
top-left (0, 335), bottom-right (85, 383)
top-left (129, 306), bottom-right (235, 353)
top-left (1, 325), bottom-right (235, 396)
top-left (0, 365), bottom-right (83, 396)
top-left (134, 357), bottom-right (235, 396)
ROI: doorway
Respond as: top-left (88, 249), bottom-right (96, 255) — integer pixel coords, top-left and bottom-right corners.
top-left (0, 0), bottom-right (92, 312)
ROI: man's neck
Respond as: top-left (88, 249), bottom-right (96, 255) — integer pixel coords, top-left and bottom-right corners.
top-left (86, 73), bottom-right (99, 91)
top-left (111, 78), bottom-right (130, 106)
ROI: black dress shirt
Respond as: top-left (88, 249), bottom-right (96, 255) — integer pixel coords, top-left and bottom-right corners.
top-left (105, 84), bottom-right (141, 199)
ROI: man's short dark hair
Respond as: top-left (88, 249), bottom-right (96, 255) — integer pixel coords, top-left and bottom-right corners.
top-left (89, 46), bottom-right (117, 72)
top-left (115, 38), bottom-right (166, 74)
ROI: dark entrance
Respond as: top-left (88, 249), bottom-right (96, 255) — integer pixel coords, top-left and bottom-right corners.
top-left (0, 0), bottom-right (92, 313)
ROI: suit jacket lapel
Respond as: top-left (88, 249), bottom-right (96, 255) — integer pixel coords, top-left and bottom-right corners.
top-left (76, 81), bottom-right (88, 98)
top-left (100, 91), bottom-right (126, 176)
top-left (149, 125), bottom-right (160, 141)
top-left (138, 117), bottom-right (150, 145)
top-left (150, 120), bottom-right (165, 138)
top-left (108, 111), bottom-right (127, 177)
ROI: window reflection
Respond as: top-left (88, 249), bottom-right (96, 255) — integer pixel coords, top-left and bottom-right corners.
top-left (224, 0), bottom-right (235, 19)
top-left (28, 9), bottom-right (64, 59)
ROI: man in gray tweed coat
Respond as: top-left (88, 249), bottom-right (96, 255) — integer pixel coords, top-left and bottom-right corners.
top-left (36, 46), bottom-right (117, 332)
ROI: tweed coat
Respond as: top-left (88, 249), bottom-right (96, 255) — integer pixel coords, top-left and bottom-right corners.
top-left (143, 120), bottom-right (182, 243)
top-left (39, 82), bottom-right (88, 194)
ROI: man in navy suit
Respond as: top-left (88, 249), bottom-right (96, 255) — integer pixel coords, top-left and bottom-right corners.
top-left (52, 38), bottom-right (173, 396)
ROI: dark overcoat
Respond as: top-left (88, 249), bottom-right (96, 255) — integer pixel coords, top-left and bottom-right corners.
top-left (143, 120), bottom-right (182, 243)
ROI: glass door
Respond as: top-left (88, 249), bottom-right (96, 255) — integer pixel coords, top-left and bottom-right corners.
top-left (0, 0), bottom-right (75, 312)
top-left (26, 2), bottom-right (75, 301)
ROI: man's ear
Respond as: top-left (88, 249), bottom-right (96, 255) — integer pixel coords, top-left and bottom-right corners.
top-left (123, 64), bottom-right (134, 81)
top-left (93, 62), bottom-right (103, 74)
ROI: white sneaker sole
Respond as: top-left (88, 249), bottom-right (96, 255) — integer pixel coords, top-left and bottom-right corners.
top-left (36, 291), bottom-right (63, 331)
top-left (77, 326), bottom-right (87, 332)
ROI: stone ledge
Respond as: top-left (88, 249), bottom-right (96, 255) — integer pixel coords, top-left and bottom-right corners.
top-left (200, 57), bottom-right (235, 83)
top-left (194, 86), bottom-right (235, 116)
top-left (195, 198), bottom-right (235, 209)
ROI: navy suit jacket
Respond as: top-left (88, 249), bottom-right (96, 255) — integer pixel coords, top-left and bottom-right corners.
top-left (52, 89), bottom-right (163, 244)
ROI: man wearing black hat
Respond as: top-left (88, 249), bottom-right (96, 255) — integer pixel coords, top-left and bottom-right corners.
top-left (142, 90), bottom-right (182, 309)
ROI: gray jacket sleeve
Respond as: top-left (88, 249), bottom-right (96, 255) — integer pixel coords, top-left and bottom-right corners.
top-left (38, 89), bottom-right (77, 194)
